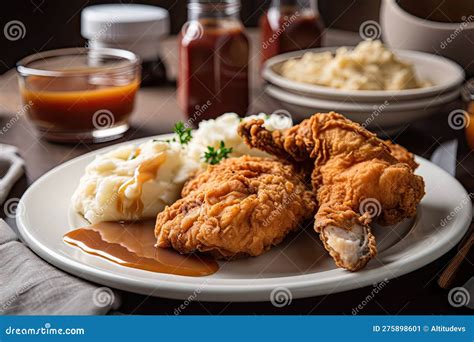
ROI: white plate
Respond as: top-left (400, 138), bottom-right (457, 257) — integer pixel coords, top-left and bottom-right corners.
top-left (265, 84), bottom-right (459, 131)
top-left (17, 136), bottom-right (472, 301)
top-left (263, 47), bottom-right (465, 101)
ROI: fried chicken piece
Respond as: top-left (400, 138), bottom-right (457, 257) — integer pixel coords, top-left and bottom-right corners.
top-left (384, 140), bottom-right (418, 170)
top-left (238, 112), bottom-right (425, 271)
top-left (155, 156), bottom-right (316, 259)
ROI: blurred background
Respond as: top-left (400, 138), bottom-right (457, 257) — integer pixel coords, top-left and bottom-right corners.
top-left (0, 0), bottom-right (382, 74)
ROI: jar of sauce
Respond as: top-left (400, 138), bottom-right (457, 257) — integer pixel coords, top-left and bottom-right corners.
top-left (260, 0), bottom-right (324, 65)
top-left (178, 0), bottom-right (249, 124)
top-left (17, 48), bottom-right (140, 143)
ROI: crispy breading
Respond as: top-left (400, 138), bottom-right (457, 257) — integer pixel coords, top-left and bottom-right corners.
top-left (239, 112), bottom-right (425, 271)
top-left (155, 156), bottom-right (316, 258)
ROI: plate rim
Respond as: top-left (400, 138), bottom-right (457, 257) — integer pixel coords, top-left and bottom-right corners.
top-left (264, 84), bottom-right (460, 111)
top-left (16, 135), bottom-right (472, 301)
top-left (262, 47), bottom-right (465, 100)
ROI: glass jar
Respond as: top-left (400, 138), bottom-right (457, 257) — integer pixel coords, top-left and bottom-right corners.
top-left (17, 48), bottom-right (140, 143)
top-left (260, 0), bottom-right (324, 65)
top-left (178, 0), bottom-right (249, 125)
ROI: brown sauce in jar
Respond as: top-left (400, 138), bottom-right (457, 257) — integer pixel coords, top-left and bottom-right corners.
top-left (260, 7), bottom-right (324, 64)
top-left (178, 19), bottom-right (249, 123)
top-left (20, 75), bottom-right (139, 131)
top-left (64, 221), bottom-right (219, 276)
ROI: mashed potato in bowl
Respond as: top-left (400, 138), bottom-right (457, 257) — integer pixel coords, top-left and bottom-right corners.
top-left (280, 40), bottom-right (431, 91)
top-left (72, 113), bottom-right (293, 223)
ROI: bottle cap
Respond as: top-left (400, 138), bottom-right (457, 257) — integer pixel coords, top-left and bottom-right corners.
top-left (81, 4), bottom-right (169, 43)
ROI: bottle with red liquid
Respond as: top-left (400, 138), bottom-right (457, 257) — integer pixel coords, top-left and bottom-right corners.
top-left (178, 0), bottom-right (249, 125)
top-left (260, 0), bottom-right (324, 65)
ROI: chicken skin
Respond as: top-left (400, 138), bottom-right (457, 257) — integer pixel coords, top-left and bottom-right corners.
top-left (238, 112), bottom-right (425, 271)
top-left (155, 156), bottom-right (316, 259)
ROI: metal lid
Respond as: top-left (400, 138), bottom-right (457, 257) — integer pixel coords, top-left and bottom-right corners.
top-left (81, 4), bottom-right (169, 42)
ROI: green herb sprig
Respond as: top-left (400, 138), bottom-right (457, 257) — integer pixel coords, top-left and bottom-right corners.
top-left (203, 141), bottom-right (233, 165)
top-left (173, 121), bottom-right (192, 145)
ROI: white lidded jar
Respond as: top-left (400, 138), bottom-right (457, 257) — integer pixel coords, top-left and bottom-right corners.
top-left (81, 4), bottom-right (170, 86)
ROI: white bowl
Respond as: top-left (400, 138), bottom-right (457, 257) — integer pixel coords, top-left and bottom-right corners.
top-left (265, 84), bottom-right (459, 132)
top-left (262, 47), bottom-right (464, 102)
top-left (381, 0), bottom-right (474, 76)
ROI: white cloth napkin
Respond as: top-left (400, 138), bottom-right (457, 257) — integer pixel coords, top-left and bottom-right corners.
top-left (0, 220), bottom-right (120, 315)
top-left (0, 144), bottom-right (24, 204)
top-left (0, 144), bottom-right (120, 315)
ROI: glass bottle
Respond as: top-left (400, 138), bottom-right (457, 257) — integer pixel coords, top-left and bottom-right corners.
top-left (178, 0), bottom-right (249, 125)
top-left (260, 0), bottom-right (324, 64)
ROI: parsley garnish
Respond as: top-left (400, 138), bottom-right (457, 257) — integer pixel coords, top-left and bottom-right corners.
top-left (203, 141), bottom-right (233, 165)
top-left (173, 121), bottom-right (192, 145)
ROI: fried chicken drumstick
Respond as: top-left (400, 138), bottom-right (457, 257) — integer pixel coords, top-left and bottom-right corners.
top-left (155, 156), bottom-right (315, 258)
top-left (238, 112), bottom-right (425, 271)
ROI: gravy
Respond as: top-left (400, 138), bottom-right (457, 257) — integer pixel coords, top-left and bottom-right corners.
top-left (21, 75), bottom-right (139, 131)
top-left (64, 221), bottom-right (218, 276)
top-left (116, 153), bottom-right (166, 217)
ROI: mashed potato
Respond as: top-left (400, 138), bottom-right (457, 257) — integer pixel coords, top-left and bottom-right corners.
top-left (72, 140), bottom-right (187, 223)
top-left (72, 113), bottom-right (293, 223)
top-left (183, 113), bottom-right (290, 175)
top-left (280, 40), bottom-right (430, 90)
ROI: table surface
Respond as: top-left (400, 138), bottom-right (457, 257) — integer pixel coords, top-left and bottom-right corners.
top-left (0, 29), bottom-right (472, 315)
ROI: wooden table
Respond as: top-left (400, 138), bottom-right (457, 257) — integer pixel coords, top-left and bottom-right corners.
top-left (1, 29), bottom-right (472, 314)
